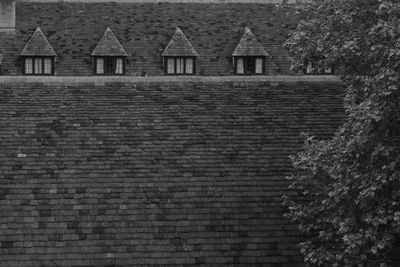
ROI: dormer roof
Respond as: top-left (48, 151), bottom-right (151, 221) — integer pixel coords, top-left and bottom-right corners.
top-left (20, 27), bottom-right (57, 57)
top-left (92, 28), bottom-right (128, 57)
top-left (162, 27), bottom-right (199, 57)
top-left (232, 27), bottom-right (268, 57)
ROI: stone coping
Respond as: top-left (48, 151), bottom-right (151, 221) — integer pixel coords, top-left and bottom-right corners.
top-left (19, 0), bottom-right (298, 3)
top-left (0, 75), bottom-right (341, 85)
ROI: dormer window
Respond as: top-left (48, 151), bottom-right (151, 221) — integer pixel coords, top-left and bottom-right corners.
top-left (232, 27), bottom-right (268, 75)
top-left (165, 57), bottom-right (195, 74)
top-left (234, 57), bottom-right (265, 75)
top-left (162, 27), bottom-right (199, 75)
top-left (92, 28), bottom-right (127, 75)
top-left (304, 59), bottom-right (334, 74)
top-left (24, 57), bottom-right (54, 75)
top-left (20, 27), bottom-right (56, 75)
top-left (94, 57), bottom-right (125, 75)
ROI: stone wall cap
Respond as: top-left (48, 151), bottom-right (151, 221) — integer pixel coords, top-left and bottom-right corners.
top-left (0, 75), bottom-right (341, 85)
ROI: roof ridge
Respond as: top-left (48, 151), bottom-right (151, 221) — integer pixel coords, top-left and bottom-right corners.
top-left (91, 27), bottom-right (128, 57)
top-left (20, 26), bottom-right (57, 56)
top-left (162, 27), bottom-right (199, 57)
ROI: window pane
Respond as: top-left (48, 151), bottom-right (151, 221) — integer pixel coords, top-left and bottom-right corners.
top-left (167, 58), bottom-right (175, 74)
top-left (44, 58), bottom-right (52, 74)
top-left (306, 61), bottom-right (315, 74)
top-left (25, 58), bottom-right (33, 74)
top-left (105, 58), bottom-right (114, 74)
top-left (96, 58), bottom-right (104, 74)
top-left (115, 58), bottom-right (123, 74)
top-left (255, 58), bottom-right (263, 74)
top-left (34, 58), bottom-right (43, 74)
top-left (185, 58), bottom-right (193, 74)
top-left (236, 58), bottom-right (244, 74)
top-left (176, 58), bottom-right (184, 74)
top-left (324, 66), bottom-right (332, 74)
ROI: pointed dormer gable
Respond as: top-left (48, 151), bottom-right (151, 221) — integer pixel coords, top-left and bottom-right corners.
top-left (20, 27), bottom-right (56, 56)
top-left (162, 27), bottom-right (199, 57)
top-left (232, 27), bottom-right (268, 57)
top-left (92, 28), bottom-right (128, 57)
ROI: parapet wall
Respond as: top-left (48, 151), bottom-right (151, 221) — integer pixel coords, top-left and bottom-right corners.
top-left (0, 75), bottom-right (341, 86)
top-left (19, 0), bottom-right (297, 3)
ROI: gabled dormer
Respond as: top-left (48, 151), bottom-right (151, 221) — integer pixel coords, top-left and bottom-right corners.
top-left (232, 27), bottom-right (268, 75)
top-left (92, 28), bottom-right (128, 75)
top-left (20, 27), bottom-right (57, 75)
top-left (162, 27), bottom-right (199, 75)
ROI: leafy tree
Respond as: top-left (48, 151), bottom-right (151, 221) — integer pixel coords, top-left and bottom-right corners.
top-left (282, 0), bottom-right (400, 266)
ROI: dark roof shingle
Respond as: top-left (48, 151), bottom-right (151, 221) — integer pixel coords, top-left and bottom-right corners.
top-left (92, 28), bottom-right (128, 57)
top-left (0, 77), bottom-right (344, 266)
top-left (0, 2), bottom-right (299, 75)
top-left (232, 27), bottom-right (268, 57)
top-left (162, 27), bottom-right (199, 57)
top-left (19, 27), bottom-right (56, 57)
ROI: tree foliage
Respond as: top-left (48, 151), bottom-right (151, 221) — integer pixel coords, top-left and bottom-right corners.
top-left (283, 0), bottom-right (400, 266)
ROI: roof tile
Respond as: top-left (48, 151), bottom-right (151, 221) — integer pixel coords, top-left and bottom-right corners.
top-left (0, 79), bottom-right (344, 266)
top-left (233, 27), bottom-right (268, 57)
top-left (20, 27), bottom-right (56, 57)
top-left (92, 28), bottom-right (128, 57)
top-left (162, 27), bottom-right (199, 57)
top-left (0, 2), bottom-right (299, 75)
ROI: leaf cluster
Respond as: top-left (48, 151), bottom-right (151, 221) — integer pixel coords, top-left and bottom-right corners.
top-left (283, 0), bottom-right (400, 266)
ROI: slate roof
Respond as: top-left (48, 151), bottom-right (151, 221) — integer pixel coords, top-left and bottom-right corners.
top-left (19, 26), bottom-right (57, 57)
top-left (0, 2), bottom-right (299, 75)
top-left (233, 27), bottom-right (268, 57)
top-left (162, 27), bottom-right (199, 57)
top-left (92, 28), bottom-right (128, 57)
top-left (0, 77), bottom-right (344, 266)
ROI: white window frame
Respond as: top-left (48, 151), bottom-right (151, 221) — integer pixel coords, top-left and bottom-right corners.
top-left (164, 57), bottom-right (196, 75)
top-left (23, 57), bottom-right (54, 75)
top-left (94, 57), bottom-right (125, 75)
